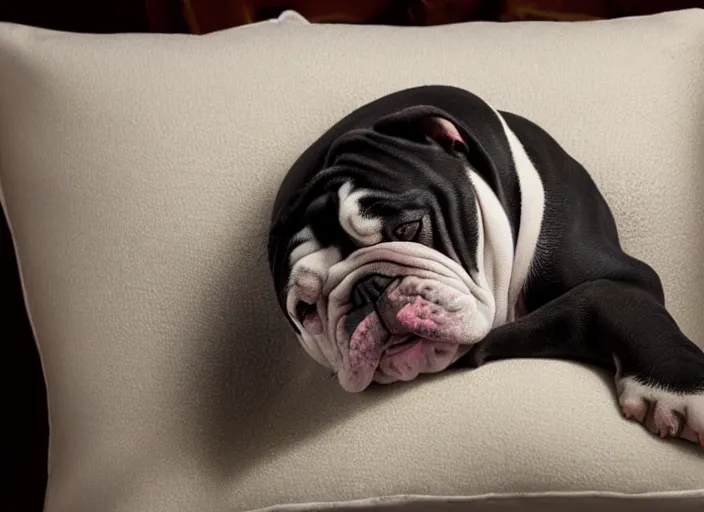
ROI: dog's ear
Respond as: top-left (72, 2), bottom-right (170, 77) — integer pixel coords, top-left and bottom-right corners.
top-left (373, 107), bottom-right (469, 156)
top-left (418, 116), bottom-right (468, 155)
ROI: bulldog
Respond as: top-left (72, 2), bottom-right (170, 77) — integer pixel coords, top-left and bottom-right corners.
top-left (267, 85), bottom-right (704, 447)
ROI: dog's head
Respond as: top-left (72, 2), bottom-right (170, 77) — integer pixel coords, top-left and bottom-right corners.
top-left (268, 103), bottom-right (508, 392)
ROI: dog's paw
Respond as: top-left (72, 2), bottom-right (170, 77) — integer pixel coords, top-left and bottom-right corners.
top-left (616, 376), bottom-right (704, 448)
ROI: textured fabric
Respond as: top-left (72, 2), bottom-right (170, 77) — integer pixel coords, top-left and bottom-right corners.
top-left (1, 9), bottom-right (704, 512)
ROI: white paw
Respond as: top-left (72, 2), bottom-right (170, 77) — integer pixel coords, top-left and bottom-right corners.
top-left (616, 376), bottom-right (704, 448)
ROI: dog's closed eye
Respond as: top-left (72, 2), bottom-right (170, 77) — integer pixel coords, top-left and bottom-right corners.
top-left (393, 220), bottom-right (422, 242)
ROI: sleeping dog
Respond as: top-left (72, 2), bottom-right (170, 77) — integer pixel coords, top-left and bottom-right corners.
top-left (267, 85), bottom-right (704, 447)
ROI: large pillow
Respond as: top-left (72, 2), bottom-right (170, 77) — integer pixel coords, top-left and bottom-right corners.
top-left (1, 9), bottom-right (704, 512)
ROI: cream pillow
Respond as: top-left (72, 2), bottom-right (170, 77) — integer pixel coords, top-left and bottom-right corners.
top-left (1, 9), bottom-right (703, 512)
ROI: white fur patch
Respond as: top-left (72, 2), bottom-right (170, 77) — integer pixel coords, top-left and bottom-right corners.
top-left (491, 110), bottom-right (545, 322)
top-left (289, 226), bottom-right (320, 266)
top-left (285, 230), bottom-right (342, 369)
top-left (617, 375), bottom-right (704, 445)
top-left (468, 171), bottom-right (515, 327)
top-left (288, 246), bottom-right (341, 305)
top-left (338, 181), bottom-right (383, 246)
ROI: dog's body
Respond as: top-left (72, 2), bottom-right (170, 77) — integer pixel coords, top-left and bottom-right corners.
top-left (268, 85), bottom-right (704, 447)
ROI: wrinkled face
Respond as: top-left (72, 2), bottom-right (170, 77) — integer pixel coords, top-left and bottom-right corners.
top-left (269, 115), bottom-right (501, 392)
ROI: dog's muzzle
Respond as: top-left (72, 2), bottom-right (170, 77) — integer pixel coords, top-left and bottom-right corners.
top-left (313, 242), bottom-right (496, 392)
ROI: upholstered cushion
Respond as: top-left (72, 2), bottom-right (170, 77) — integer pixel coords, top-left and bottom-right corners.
top-left (1, 9), bottom-right (703, 512)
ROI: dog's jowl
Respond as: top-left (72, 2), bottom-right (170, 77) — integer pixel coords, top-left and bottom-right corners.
top-left (267, 85), bottom-right (704, 448)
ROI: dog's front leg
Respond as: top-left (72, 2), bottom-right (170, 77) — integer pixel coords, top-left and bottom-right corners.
top-left (457, 279), bottom-right (704, 447)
